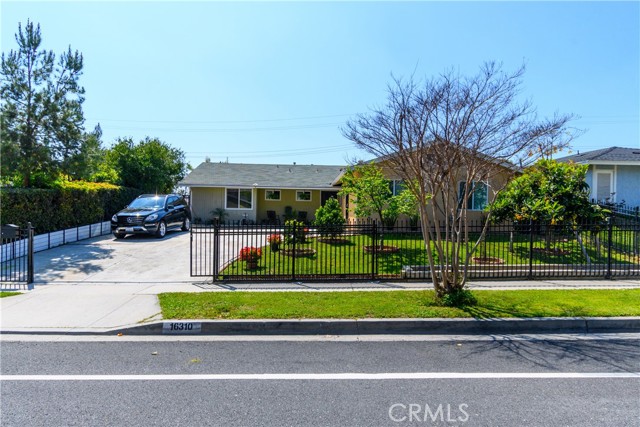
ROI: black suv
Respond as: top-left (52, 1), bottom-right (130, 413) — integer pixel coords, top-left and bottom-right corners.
top-left (111, 194), bottom-right (191, 239)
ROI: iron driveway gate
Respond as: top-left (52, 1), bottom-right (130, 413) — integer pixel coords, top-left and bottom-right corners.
top-left (190, 218), bottom-right (640, 282)
top-left (1, 223), bottom-right (34, 289)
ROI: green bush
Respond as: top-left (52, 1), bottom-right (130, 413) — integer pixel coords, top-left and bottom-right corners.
top-left (438, 289), bottom-right (478, 307)
top-left (1, 182), bottom-right (140, 233)
top-left (314, 198), bottom-right (345, 238)
top-left (284, 219), bottom-right (307, 245)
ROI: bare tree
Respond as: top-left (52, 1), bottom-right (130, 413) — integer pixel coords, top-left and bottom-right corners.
top-left (342, 62), bottom-right (577, 297)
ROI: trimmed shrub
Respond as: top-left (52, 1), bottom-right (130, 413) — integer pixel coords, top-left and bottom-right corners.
top-left (314, 197), bottom-right (345, 239)
top-left (1, 183), bottom-right (140, 233)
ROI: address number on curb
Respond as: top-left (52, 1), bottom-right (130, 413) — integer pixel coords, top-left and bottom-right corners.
top-left (162, 322), bottom-right (202, 334)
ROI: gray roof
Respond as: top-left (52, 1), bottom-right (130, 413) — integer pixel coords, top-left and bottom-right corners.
top-left (557, 147), bottom-right (640, 163)
top-left (179, 162), bottom-right (346, 189)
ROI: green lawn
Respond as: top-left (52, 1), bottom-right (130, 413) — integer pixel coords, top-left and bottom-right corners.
top-left (159, 289), bottom-right (640, 320)
top-left (221, 231), bottom-right (638, 277)
top-left (0, 292), bottom-right (21, 298)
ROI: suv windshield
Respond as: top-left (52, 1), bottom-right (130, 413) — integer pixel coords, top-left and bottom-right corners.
top-left (128, 196), bottom-right (165, 210)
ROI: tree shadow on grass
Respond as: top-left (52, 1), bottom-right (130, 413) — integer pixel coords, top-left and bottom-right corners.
top-left (461, 304), bottom-right (544, 319)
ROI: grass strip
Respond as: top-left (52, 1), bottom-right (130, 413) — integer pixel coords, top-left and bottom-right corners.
top-left (0, 292), bottom-right (21, 298)
top-left (159, 289), bottom-right (640, 320)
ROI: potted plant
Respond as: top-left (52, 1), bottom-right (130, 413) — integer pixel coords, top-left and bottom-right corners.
top-left (239, 246), bottom-right (262, 269)
top-left (268, 234), bottom-right (282, 251)
top-left (211, 208), bottom-right (229, 225)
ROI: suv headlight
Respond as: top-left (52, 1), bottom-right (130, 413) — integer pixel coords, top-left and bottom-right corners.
top-left (111, 214), bottom-right (118, 222)
top-left (146, 214), bottom-right (158, 222)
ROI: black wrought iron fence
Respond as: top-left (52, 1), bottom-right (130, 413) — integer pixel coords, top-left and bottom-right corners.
top-left (1, 223), bottom-right (34, 288)
top-left (190, 217), bottom-right (640, 282)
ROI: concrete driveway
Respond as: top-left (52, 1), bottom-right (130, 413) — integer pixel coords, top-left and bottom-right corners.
top-left (33, 230), bottom-right (193, 284)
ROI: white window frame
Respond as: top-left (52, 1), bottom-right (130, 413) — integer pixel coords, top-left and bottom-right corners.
top-left (265, 189), bottom-right (281, 201)
top-left (593, 169), bottom-right (615, 203)
top-left (225, 188), bottom-right (253, 210)
top-left (389, 180), bottom-right (405, 196)
top-left (458, 181), bottom-right (489, 211)
top-left (296, 190), bottom-right (312, 202)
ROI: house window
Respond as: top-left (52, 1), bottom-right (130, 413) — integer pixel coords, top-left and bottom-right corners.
top-left (226, 188), bottom-right (253, 209)
top-left (594, 171), bottom-right (614, 203)
top-left (388, 180), bottom-right (406, 196)
top-left (296, 191), bottom-right (312, 201)
top-left (458, 181), bottom-right (488, 211)
top-left (265, 190), bottom-right (281, 201)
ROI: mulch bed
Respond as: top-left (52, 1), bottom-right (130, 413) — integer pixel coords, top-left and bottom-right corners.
top-left (472, 256), bottom-right (505, 265)
top-left (532, 248), bottom-right (571, 256)
top-left (281, 248), bottom-right (317, 257)
top-left (317, 238), bottom-right (350, 244)
top-left (363, 245), bottom-right (400, 254)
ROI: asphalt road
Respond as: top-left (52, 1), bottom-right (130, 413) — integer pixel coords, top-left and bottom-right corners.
top-left (2, 336), bottom-right (639, 426)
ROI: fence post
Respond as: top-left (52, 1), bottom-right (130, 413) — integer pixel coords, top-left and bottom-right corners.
top-left (291, 221), bottom-right (297, 282)
top-left (606, 215), bottom-right (613, 279)
top-left (27, 222), bottom-right (34, 287)
top-left (371, 221), bottom-right (377, 280)
top-left (528, 218), bottom-right (534, 280)
top-left (213, 223), bottom-right (220, 280)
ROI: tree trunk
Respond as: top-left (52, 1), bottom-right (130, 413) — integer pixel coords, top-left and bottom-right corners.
top-left (575, 231), bottom-right (591, 265)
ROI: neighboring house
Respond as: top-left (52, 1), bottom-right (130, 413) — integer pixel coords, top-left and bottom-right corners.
top-left (557, 147), bottom-right (640, 207)
top-left (179, 161), bottom-right (345, 224)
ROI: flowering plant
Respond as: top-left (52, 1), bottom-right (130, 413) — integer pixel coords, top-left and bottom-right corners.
top-left (267, 234), bottom-right (282, 244)
top-left (239, 246), bottom-right (262, 262)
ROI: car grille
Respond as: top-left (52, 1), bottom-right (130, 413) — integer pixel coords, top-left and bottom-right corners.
top-left (118, 216), bottom-right (145, 226)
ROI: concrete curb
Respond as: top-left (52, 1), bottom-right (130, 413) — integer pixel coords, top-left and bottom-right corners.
top-left (4, 317), bottom-right (638, 336)
top-left (121, 317), bottom-right (640, 335)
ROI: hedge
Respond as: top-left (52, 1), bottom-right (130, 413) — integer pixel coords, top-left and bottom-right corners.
top-left (1, 183), bottom-right (141, 234)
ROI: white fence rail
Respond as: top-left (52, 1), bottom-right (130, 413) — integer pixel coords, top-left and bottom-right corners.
top-left (1, 221), bottom-right (111, 262)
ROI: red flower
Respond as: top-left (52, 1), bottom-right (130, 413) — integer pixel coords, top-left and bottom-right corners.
top-left (239, 246), bottom-right (262, 261)
top-left (267, 234), bottom-right (282, 244)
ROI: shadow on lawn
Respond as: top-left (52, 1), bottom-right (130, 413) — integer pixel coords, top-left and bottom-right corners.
top-left (460, 304), bottom-right (543, 319)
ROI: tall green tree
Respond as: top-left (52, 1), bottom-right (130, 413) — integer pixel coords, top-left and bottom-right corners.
top-left (339, 162), bottom-right (417, 229)
top-left (1, 20), bottom-right (85, 187)
top-left (105, 137), bottom-right (189, 193)
top-left (488, 159), bottom-right (607, 261)
top-left (61, 124), bottom-right (105, 181)
top-left (489, 159), bottom-right (605, 225)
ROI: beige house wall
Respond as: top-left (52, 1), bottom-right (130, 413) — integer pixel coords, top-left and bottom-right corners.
top-left (190, 187), bottom-right (225, 223)
top-left (257, 189), bottom-right (324, 223)
top-left (190, 187), bottom-right (258, 223)
top-left (190, 187), bottom-right (337, 224)
top-left (346, 162), bottom-right (515, 224)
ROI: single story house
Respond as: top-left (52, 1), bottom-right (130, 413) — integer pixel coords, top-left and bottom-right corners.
top-left (180, 151), bottom-right (518, 225)
top-left (556, 147), bottom-right (640, 207)
top-left (179, 161), bottom-right (345, 224)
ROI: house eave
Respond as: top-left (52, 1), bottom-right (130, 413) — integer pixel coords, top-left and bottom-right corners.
top-left (182, 183), bottom-right (340, 190)
top-left (575, 160), bottom-right (640, 166)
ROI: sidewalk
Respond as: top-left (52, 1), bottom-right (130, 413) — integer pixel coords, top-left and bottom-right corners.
top-left (1, 278), bottom-right (639, 334)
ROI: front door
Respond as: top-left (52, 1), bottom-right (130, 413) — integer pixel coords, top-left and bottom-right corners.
top-left (320, 191), bottom-right (338, 206)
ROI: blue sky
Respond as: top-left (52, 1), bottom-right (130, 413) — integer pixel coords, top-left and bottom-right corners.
top-left (2, 1), bottom-right (638, 167)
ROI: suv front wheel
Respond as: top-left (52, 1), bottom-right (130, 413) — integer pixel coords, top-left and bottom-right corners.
top-left (156, 220), bottom-right (167, 238)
